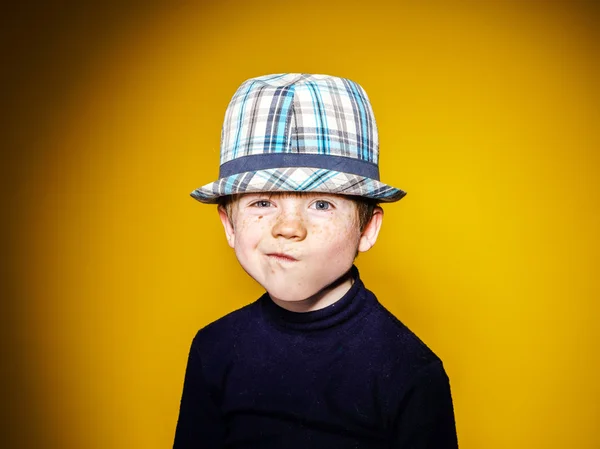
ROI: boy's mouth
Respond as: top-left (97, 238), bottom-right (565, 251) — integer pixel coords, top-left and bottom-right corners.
top-left (266, 253), bottom-right (298, 262)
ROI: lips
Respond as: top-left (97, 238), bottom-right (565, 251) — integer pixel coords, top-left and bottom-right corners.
top-left (267, 253), bottom-right (298, 262)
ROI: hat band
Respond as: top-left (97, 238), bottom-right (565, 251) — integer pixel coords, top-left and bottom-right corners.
top-left (219, 153), bottom-right (380, 180)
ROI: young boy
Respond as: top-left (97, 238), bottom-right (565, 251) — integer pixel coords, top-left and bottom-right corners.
top-left (174, 73), bottom-right (458, 448)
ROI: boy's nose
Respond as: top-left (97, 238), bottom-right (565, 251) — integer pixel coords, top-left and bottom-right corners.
top-left (271, 210), bottom-right (308, 241)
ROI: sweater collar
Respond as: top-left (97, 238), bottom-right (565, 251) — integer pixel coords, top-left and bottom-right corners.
top-left (259, 265), bottom-right (374, 332)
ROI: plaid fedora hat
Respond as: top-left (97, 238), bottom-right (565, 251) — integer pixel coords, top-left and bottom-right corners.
top-left (191, 73), bottom-right (407, 204)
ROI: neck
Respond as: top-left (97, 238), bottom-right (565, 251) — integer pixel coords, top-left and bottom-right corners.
top-left (269, 269), bottom-right (354, 313)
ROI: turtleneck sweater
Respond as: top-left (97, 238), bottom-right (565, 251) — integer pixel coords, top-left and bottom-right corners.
top-left (173, 267), bottom-right (458, 448)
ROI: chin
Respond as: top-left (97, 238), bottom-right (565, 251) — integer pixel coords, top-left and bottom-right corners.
top-left (264, 285), bottom-right (316, 303)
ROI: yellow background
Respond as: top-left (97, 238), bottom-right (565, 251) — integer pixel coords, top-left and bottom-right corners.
top-left (2, 1), bottom-right (598, 448)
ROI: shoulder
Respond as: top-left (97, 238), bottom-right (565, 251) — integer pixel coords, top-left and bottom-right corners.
top-left (362, 288), bottom-right (443, 375)
top-left (190, 297), bottom-right (263, 357)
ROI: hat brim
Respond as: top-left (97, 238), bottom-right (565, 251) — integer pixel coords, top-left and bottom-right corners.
top-left (190, 167), bottom-right (406, 204)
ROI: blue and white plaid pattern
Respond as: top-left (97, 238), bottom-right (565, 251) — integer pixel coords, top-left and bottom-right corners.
top-left (191, 73), bottom-right (406, 203)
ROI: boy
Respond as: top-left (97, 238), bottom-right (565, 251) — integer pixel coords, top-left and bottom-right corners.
top-left (174, 73), bottom-right (458, 448)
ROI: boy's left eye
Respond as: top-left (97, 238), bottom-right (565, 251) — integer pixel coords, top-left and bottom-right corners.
top-left (311, 200), bottom-right (332, 211)
top-left (251, 200), bottom-right (272, 208)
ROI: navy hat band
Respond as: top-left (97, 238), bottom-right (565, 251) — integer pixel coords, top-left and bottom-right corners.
top-left (219, 153), bottom-right (380, 180)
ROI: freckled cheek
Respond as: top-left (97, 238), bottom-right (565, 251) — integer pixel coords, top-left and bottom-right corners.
top-left (235, 220), bottom-right (270, 253)
top-left (312, 222), bottom-right (358, 256)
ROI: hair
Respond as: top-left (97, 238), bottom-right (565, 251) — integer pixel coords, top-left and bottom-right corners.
top-left (352, 196), bottom-right (379, 232)
top-left (218, 193), bottom-right (379, 232)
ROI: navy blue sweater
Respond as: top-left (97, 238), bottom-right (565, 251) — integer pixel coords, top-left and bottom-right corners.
top-left (174, 267), bottom-right (458, 448)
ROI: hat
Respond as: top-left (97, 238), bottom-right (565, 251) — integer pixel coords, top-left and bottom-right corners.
top-left (191, 73), bottom-right (407, 204)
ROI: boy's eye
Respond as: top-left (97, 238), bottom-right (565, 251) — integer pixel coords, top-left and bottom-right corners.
top-left (251, 200), bottom-right (272, 208)
top-left (312, 200), bottom-right (332, 211)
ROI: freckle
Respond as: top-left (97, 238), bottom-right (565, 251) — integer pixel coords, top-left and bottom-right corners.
top-left (258, 216), bottom-right (263, 219)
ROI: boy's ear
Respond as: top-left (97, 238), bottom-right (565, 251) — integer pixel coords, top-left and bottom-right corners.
top-left (358, 206), bottom-right (383, 253)
top-left (218, 205), bottom-right (235, 248)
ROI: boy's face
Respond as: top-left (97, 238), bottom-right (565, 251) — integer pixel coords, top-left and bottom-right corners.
top-left (218, 192), bottom-right (383, 311)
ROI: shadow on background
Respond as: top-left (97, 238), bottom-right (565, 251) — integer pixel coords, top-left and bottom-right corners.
top-left (2, 3), bottom-right (175, 447)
